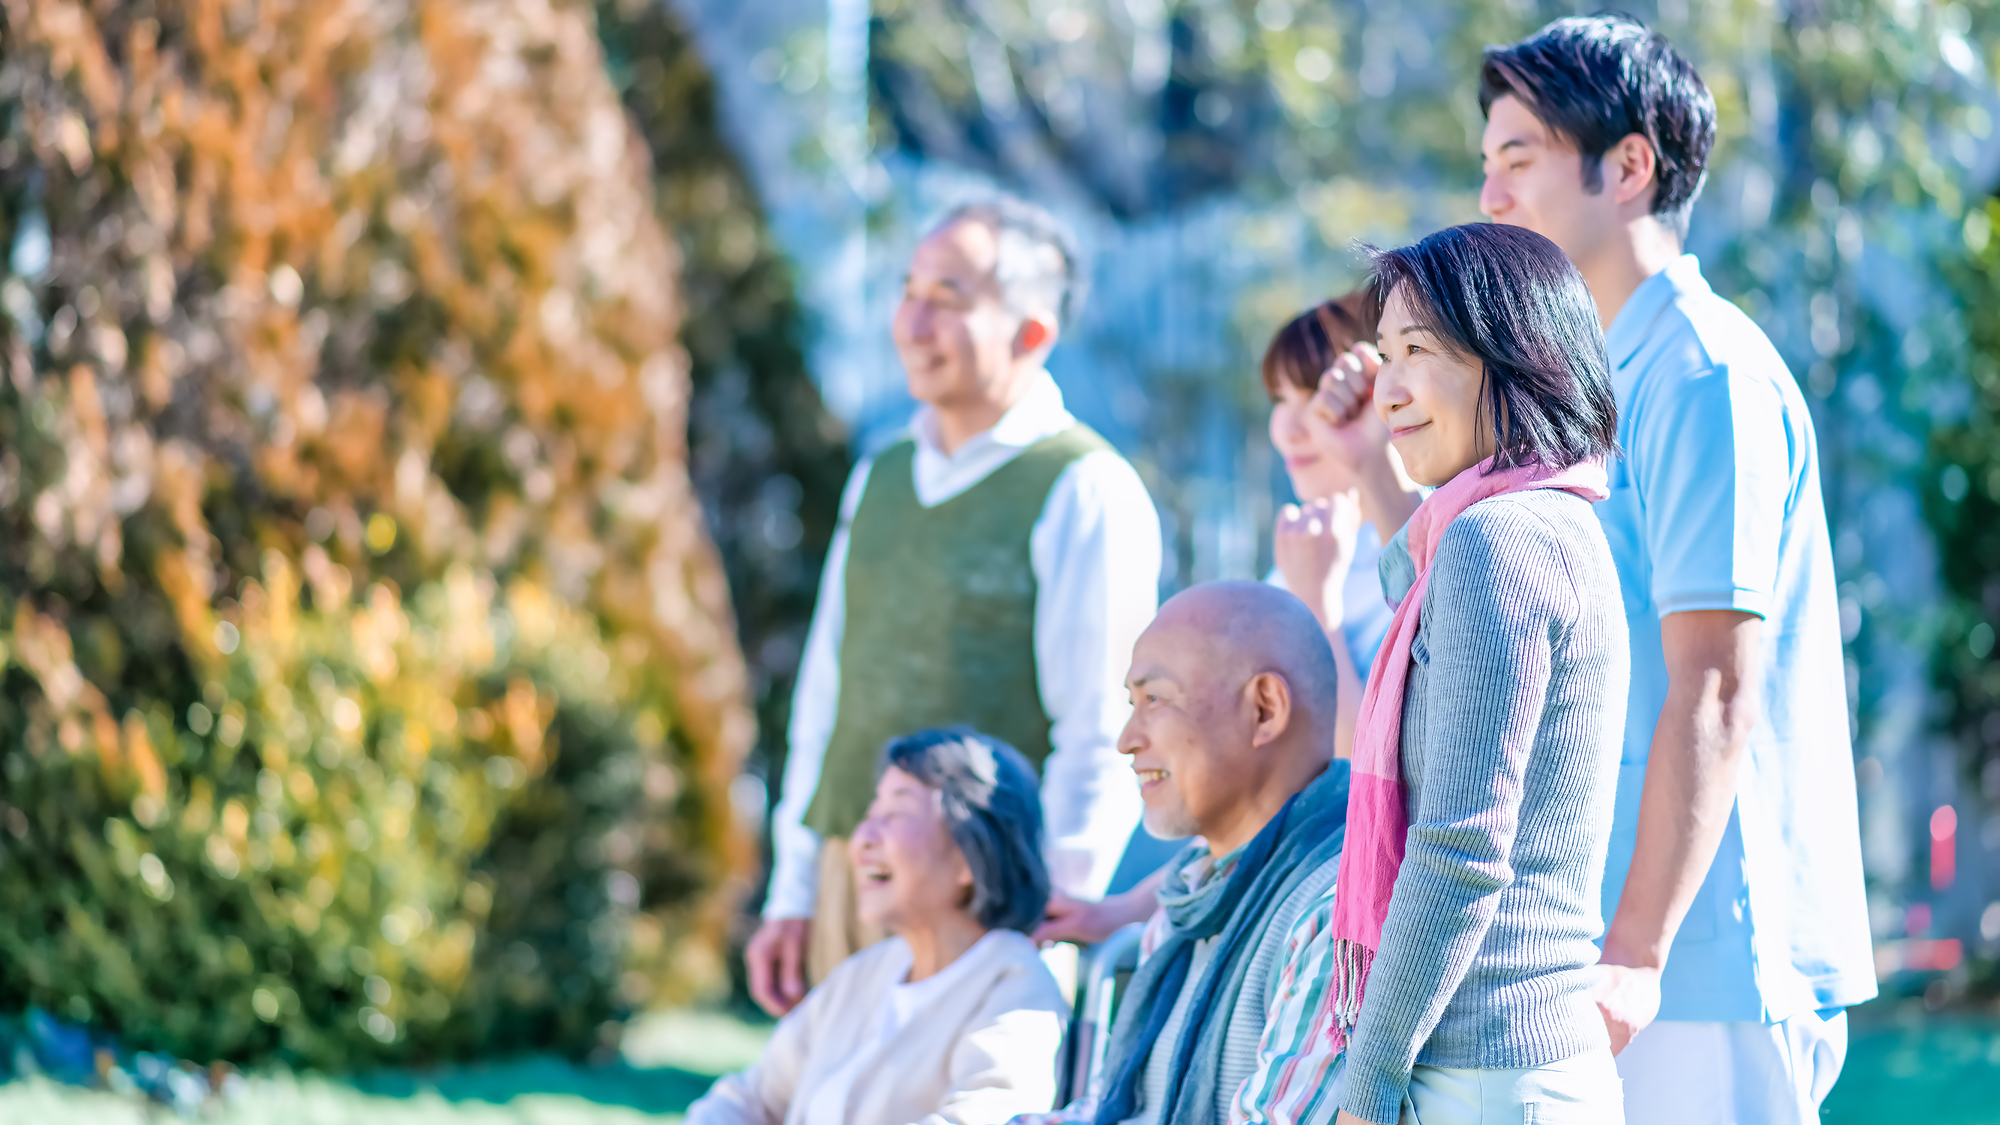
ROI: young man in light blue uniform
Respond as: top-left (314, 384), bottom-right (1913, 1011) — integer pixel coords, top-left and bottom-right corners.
top-left (1476, 16), bottom-right (1875, 1124)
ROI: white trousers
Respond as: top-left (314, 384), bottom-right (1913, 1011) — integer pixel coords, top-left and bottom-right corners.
top-left (1379, 1048), bottom-right (1626, 1125)
top-left (1615, 1012), bottom-right (1848, 1125)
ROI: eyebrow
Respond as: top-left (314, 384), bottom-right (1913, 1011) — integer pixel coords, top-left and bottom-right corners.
top-left (1382, 321), bottom-right (1438, 340)
top-left (1487, 136), bottom-right (1544, 160)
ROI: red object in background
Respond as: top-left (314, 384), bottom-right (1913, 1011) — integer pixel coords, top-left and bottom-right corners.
top-left (1876, 937), bottom-right (1965, 975)
top-left (1915, 939), bottom-right (1964, 971)
top-left (1879, 899), bottom-right (1963, 977)
top-left (1932, 804), bottom-right (1958, 891)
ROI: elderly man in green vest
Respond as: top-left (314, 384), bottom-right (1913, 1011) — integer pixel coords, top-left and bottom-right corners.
top-left (745, 197), bottom-right (1163, 1014)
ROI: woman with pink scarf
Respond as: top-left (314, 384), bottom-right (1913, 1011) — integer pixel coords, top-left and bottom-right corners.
top-left (1324, 223), bottom-right (1630, 1125)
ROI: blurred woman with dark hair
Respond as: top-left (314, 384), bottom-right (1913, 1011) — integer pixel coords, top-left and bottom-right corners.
top-left (1324, 222), bottom-right (1629, 1125)
top-left (1261, 291), bottom-right (1422, 758)
top-left (690, 727), bottom-right (1067, 1125)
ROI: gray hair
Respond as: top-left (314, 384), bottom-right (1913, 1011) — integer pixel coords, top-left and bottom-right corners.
top-left (878, 726), bottom-right (1050, 933)
top-left (932, 196), bottom-right (1085, 326)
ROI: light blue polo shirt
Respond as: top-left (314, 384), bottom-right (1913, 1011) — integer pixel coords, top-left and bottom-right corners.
top-left (1597, 255), bottom-right (1876, 1024)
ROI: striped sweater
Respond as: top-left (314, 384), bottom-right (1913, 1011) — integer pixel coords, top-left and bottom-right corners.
top-left (1011, 849), bottom-right (1344, 1125)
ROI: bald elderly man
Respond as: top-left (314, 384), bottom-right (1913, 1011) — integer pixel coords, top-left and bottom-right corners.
top-left (1018, 580), bottom-right (1355, 1125)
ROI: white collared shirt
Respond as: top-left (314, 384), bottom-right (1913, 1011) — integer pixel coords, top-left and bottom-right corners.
top-left (765, 372), bottom-right (1161, 918)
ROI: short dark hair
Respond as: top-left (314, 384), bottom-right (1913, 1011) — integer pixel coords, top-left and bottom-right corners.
top-left (878, 726), bottom-right (1050, 934)
top-left (1479, 14), bottom-right (1717, 237)
top-left (1367, 223), bottom-right (1619, 474)
top-left (1259, 290), bottom-right (1382, 400)
top-left (935, 196), bottom-right (1085, 325)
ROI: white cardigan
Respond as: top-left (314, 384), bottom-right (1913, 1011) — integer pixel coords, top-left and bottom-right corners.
top-left (687, 931), bottom-right (1068, 1125)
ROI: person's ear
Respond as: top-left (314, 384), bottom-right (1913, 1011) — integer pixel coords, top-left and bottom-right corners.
top-left (1247, 671), bottom-right (1293, 748)
top-left (954, 851), bottom-right (976, 906)
top-left (1606, 133), bottom-right (1660, 209)
top-left (1014, 313), bottom-right (1059, 358)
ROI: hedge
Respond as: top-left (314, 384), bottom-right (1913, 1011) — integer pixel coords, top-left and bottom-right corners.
top-left (0, 0), bottom-right (752, 1069)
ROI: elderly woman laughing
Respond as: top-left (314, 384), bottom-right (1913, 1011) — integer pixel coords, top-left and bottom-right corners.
top-left (687, 727), bottom-right (1069, 1125)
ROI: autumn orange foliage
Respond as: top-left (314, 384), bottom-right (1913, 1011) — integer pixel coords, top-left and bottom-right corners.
top-left (0, 0), bottom-right (753, 1066)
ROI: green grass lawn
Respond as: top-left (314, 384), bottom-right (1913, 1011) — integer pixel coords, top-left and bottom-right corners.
top-left (0, 1010), bottom-right (774, 1125)
top-left (1823, 1002), bottom-right (2000, 1124)
top-left (3, 1001), bottom-right (1995, 1123)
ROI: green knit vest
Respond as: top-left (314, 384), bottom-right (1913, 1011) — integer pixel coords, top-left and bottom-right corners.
top-left (802, 424), bottom-right (1114, 840)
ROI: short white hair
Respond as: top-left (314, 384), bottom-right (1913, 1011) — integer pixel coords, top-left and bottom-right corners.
top-left (931, 196), bottom-right (1083, 326)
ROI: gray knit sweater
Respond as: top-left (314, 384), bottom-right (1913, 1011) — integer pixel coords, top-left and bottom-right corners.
top-left (1340, 489), bottom-right (1629, 1124)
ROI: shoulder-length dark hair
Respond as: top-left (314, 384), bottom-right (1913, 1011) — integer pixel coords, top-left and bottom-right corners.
top-left (1367, 223), bottom-right (1618, 473)
top-left (879, 726), bottom-right (1050, 934)
top-left (1259, 289), bottom-right (1381, 400)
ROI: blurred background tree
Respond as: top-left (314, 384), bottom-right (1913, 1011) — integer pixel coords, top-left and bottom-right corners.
top-left (865, 0), bottom-right (1518, 217)
top-left (1928, 179), bottom-right (2000, 988)
top-left (593, 0), bottom-right (852, 935)
top-left (0, 0), bottom-right (758, 1068)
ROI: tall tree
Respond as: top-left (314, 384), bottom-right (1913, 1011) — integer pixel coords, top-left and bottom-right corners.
top-left (595, 0), bottom-right (852, 901)
top-left (0, 0), bottom-right (753, 1066)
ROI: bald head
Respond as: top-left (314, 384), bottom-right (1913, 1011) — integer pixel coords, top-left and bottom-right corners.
top-left (1149, 581), bottom-right (1343, 722)
top-left (1121, 581), bottom-right (1343, 853)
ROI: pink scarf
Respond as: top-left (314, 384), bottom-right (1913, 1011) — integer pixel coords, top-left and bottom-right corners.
top-left (1325, 458), bottom-right (1609, 1050)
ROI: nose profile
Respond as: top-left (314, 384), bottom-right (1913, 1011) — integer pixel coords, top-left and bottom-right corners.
top-left (1373, 364), bottom-right (1413, 411)
top-left (1479, 176), bottom-right (1510, 221)
top-left (1274, 404), bottom-right (1308, 447)
top-left (851, 810), bottom-right (882, 846)
top-left (1117, 710), bottom-right (1143, 756)
top-left (899, 298), bottom-right (933, 341)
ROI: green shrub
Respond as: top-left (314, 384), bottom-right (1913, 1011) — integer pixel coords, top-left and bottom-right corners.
top-left (0, 0), bottom-right (752, 1069)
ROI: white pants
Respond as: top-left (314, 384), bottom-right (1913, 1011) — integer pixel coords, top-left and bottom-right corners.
top-left (1615, 1012), bottom-right (1848, 1125)
top-left (1385, 1048), bottom-right (1626, 1125)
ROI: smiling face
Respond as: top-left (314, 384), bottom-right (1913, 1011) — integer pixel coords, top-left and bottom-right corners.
top-left (1372, 285), bottom-right (1492, 487)
top-left (1480, 94), bottom-right (1625, 271)
top-left (848, 767), bottom-right (975, 935)
top-left (1267, 381), bottom-right (1356, 500)
top-left (891, 220), bottom-right (1031, 412)
top-left (1121, 615), bottom-right (1261, 843)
